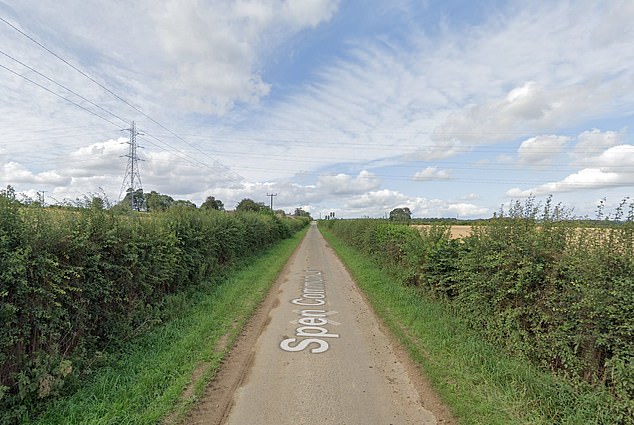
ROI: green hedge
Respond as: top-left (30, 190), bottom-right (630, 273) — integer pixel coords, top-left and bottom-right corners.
top-left (0, 196), bottom-right (308, 422)
top-left (321, 200), bottom-right (633, 423)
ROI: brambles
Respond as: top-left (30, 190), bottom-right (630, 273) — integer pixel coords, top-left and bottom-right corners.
top-left (0, 196), bottom-right (308, 423)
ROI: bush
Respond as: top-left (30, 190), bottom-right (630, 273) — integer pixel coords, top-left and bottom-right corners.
top-left (320, 198), bottom-right (634, 422)
top-left (0, 198), bottom-right (307, 423)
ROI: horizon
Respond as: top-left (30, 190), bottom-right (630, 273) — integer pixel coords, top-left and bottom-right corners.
top-left (1, 1), bottom-right (632, 219)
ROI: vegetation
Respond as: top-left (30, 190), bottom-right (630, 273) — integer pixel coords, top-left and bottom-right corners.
top-left (0, 191), bottom-right (309, 424)
top-left (389, 206), bottom-right (412, 222)
top-left (29, 227), bottom-right (308, 424)
top-left (235, 198), bottom-right (267, 213)
top-left (320, 197), bottom-right (633, 424)
top-left (293, 207), bottom-right (312, 219)
top-left (200, 196), bottom-right (224, 211)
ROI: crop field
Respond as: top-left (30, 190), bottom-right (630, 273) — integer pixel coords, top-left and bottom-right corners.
top-left (413, 224), bottom-right (472, 239)
top-left (321, 199), bottom-right (634, 423)
top-left (0, 195), bottom-right (308, 423)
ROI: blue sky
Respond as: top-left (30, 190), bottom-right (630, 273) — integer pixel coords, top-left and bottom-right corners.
top-left (0, 0), bottom-right (632, 218)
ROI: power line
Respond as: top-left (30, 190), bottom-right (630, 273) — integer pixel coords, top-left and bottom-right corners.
top-left (179, 134), bottom-right (617, 155)
top-left (0, 48), bottom-right (129, 125)
top-left (0, 62), bottom-right (122, 128)
top-left (0, 16), bottom-right (143, 120)
top-left (138, 133), bottom-right (243, 184)
top-left (0, 16), bottom-right (245, 183)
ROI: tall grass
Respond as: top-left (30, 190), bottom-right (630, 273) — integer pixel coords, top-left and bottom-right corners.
top-left (320, 197), bottom-right (633, 423)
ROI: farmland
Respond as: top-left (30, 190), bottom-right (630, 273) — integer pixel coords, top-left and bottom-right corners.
top-left (320, 199), bottom-right (633, 424)
top-left (0, 194), bottom-right (308, 423)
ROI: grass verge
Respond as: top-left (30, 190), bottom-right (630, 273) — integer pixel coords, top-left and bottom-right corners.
top-left (320, 226), bottom-right (618, 425)
top-left (27, 227), bottom-right (308, 425)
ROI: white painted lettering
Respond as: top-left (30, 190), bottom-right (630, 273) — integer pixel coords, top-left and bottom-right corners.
top-left (291, 298), bottom-right (325, 306)
top-left (302, 293), bottom-right (325, 299)
top-left (296, 326), bottom-right (339, 338)
top-left (298, 317), bottom-right (328, 326)
top-left (282, 270), bottom-right (340, 354)
top-left (280, 338), bottom-right (329, 354)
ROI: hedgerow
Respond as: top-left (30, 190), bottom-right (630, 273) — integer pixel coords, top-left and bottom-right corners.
top-left (320, 198), bottom-right (633, 423)
top-left (0, 195), bottom-right (308, 424)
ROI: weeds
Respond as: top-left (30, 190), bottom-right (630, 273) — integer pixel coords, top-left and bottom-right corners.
top-left (320, 197), bottom-right (633, 423)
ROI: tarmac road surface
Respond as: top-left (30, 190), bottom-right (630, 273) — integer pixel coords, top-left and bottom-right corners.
top-left (187, 222), bottom-right (443, 425)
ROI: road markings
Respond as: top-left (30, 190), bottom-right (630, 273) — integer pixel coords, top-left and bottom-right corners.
top-left (280, 269), bottom-right (341, 354)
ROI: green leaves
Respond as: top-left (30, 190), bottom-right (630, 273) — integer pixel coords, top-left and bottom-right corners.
top-left (0, 200), bottom-right (308, 423)
top-left (322, 201), bottom-right (634, 423)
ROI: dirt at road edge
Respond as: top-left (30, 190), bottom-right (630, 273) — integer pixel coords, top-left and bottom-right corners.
top-left (182, 230), bottom-right (457, 425)
top-left (182, 245), bottom-right (300, 425)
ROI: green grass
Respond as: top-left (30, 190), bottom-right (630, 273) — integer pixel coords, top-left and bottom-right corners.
top-left (27, 227), bottom-right (308, 425)
top-left (320, 226), bottom-right (619, 425)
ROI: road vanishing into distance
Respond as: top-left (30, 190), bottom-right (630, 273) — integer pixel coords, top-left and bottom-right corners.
top-left (188, 223), bottom-right (448, 425)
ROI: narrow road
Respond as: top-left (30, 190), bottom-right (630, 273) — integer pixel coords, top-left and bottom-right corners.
top-left (188, 223), bottom-right (444, 425)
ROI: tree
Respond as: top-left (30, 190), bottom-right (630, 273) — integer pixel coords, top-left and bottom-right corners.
top-left (146, 191), bottom-right (174, 212)
top-left (389, 207), bottom-right (412, 222)
top-left (90, 196), bottom-right (105, 210)
top-left (294, 208), bottom-right (312, 219)
top-left (200, 196), bottom-right (224, 211)
top-left (236, 198), bottom-right (266, 213)
top-left (1, 185), bottom-right (16, 200)
top-left (118, 188), bottom-right (146, 211)
top-left (171, 199), bottom-right (197, 209)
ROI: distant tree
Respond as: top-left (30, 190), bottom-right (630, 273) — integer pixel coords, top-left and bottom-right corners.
top-left (389, 207), bottom-right (412, 222)
top-left (146, 191), bottom-right (174, 212)
top-left (294, 208), bottom-right (312, 219)
top-left (90, 196), bottom-right (105, 210)
top-left (236, 198), bottom-right (266, 213)
top-left (118, 188), bottom-right (146, 211)
top-left (171, 199), bottom-right (197, 209)
top-left (1, 185), bottom-right (16, 200)
top-left (200, 196), bottom-right (224, 211)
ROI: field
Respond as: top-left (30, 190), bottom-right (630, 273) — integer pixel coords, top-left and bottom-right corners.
top-left (413, 224), bottom-right (472, 239)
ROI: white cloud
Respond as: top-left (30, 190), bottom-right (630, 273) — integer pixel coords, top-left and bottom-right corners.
top-left (518, 135), bottom-right (571, 165)
top-left (344, 189), bottom-right (487, 218)
top-left (3, 0), bottom-right (339, 118)
top-left (412, 166), bottom-right (451, 181)
top-left (1, 1), bottom-right (633, 218)
top-left (447, 203), bottom-right (488, 217)
top-left (64, 138), bottom-right (128, 177)
top-left (507, 145), bottom-right (634, 197)
top-left (2, 161), bottom-right (69, 186)
top-left (574, 128), bottom-right (624, 157)
top-left (595, 144), bottom-right (634, 170)
top-left (282, 0), bottom-right (339, 28)
top-left (506, 168), bottom-right (623, 197)
top-left (431, 80), bottom-right (619, 146)
top-left (316, 170), bottom-right (380, 195)
top-left (212, 170), bottom-right (380, 210)
top-left (151, 0), bottom-right (339, 114)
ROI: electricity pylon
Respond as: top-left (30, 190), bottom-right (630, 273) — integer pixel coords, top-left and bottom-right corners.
top-left (119, 121), bottom-right (145, 211)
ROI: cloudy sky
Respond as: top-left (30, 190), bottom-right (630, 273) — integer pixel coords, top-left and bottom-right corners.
top-left (1, 0), bottom-right (632, 218)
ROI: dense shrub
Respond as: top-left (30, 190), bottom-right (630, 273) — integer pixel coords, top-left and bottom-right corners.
top-left (0, 197), bottom-right (308, 423)
top-left (321, 199), bottom-right (633, 423)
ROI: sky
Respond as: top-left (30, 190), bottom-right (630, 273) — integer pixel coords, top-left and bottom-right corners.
top-left (0, 0), bottom-right (633, 219)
